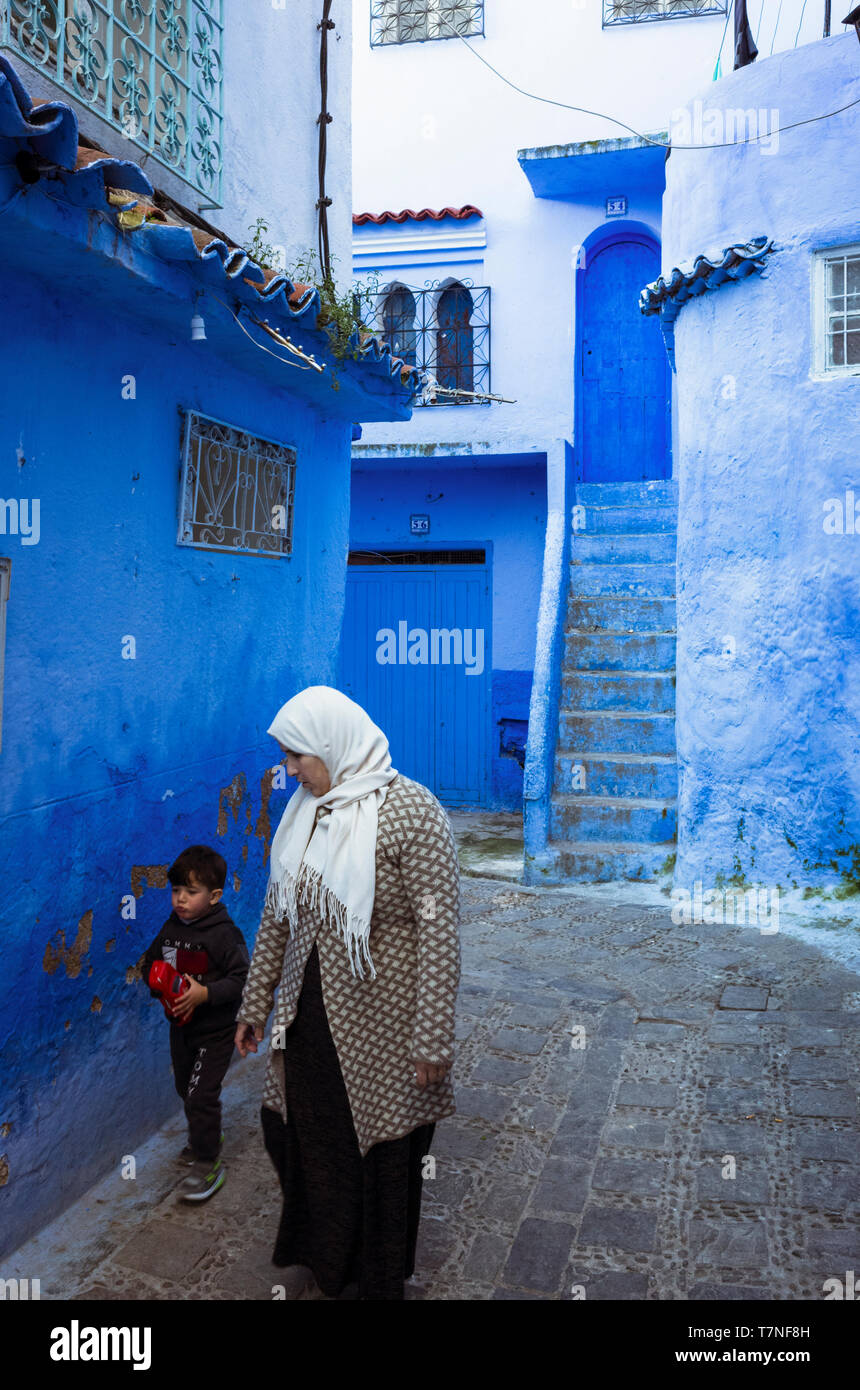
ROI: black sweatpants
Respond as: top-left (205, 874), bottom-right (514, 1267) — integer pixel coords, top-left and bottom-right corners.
top-left (169, 1025), bottom-right (236, 1161)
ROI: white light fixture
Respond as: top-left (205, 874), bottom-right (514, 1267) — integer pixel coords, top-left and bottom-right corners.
top-left (191, 293), bottom-right (206, 342)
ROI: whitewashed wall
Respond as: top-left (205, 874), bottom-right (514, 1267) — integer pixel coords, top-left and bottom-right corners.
top-left (352, 0), bottom-right (837, 448)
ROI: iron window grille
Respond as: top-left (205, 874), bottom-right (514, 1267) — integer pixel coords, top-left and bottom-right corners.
top-left (815, 245), bottom-right (860, 375)
top-left (1, 0), bottom-right (223, 200)
top-left (368, 280), bottom-right (491, 405)
top-left (349, 549), bottom-right (486, 564)
top-left (177, 411), bottom-right (296, 556)
top-left (370, 0), bottom-right (483, 46)
top-left (603, 0), bottom-right (727, 24)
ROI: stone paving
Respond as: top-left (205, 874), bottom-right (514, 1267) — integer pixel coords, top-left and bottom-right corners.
top-left (6, 874), bottom-right (860, 1301)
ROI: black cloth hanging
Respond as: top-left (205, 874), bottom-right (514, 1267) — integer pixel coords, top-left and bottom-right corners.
top-left (260, 942), bottom-right (435, 1300)
top-left (734, 0), bottom-right (759, 69)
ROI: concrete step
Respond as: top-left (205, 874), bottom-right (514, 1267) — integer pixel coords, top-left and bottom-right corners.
top-left (546, 839), bottom-right (677, 883)
top-left (555, 751), bottom-right (678, 800)
top-left (561, 670), bottom-right (675, 713)
top-left (569, 561), bottom-right (675, 600)
top-left (564, 631), bottom-right (676, 671)
top-left (569, 562), bottom-right (676, 598)
top-left (550, 795), bottom-right (677, 843)
top-left (575, 481), bottom-right (677, 506)
top-left (559, 709), bottom-right (676, 755)
top-left (574, 504), bottom-right (678, 535)
top-left (568, 596), bottom-right (676, 633)
top-left (571, 532), bottom-right (676, 564)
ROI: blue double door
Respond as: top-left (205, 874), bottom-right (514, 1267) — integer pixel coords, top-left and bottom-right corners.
top-left (580, 233), bottom-right (671, 482)
top-left (339, 560), bottom-right (490, 806)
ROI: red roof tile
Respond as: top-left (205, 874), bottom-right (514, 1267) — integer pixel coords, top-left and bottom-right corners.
top-left (353, 204), bottom-right (482, 226)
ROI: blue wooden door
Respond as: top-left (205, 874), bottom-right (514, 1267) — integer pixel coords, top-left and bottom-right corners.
top-left (580, 236), bottom-right (670, 482)
top-left (339, 561), bottom-right (489, 805)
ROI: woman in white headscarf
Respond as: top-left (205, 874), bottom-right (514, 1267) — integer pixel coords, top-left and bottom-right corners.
top-left (235, 686), bottom-right (461, 1301)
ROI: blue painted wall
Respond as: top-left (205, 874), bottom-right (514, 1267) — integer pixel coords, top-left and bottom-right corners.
top-left (0, 273), bottom-right (353, 1258)
top-left (350, 458), bottom-right (545, 809)
top-left (663, 34), bottom-right (860, 894)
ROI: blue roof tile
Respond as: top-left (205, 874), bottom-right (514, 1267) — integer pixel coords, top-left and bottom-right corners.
top-left (0, 55), bottom-right (422, 399)
top-left (640, 235), bottom-right (776, 369)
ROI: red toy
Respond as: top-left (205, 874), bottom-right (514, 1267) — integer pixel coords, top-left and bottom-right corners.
top-left (148, 960), bottom-right (195, 1026)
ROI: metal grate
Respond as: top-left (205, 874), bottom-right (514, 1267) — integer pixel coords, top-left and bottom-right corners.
top-left (366, 281), bottom-right (491, 406)
top-left (603, 0), bottom-right (727, 24)
top-left (370, 0), bottom-right (483, 46)
top-left (823, 249), bottom-right (860, 370)
top-left (177, 411), bottom-right (295, 556)
top-left (1, 0), bottom-right (223, 200)
top-left (349, 549), bottom-right (486, 565)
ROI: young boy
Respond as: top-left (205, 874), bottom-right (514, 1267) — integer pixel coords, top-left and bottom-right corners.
top-left (142, 845), bottom-right (249, 1202)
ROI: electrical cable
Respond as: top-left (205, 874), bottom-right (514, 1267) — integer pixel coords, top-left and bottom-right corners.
top-left (713, 3), bottom-right (733, 78)
top-left (769, 0), bottom-right (785, 54)
top-left (205, 291), bottom-right (321, 371)
top-left (432, 10), bottom-right (860, 149)
top-left (317, 0), bottom-right (335, 282)
top-left (795, 0), bottom-right (812, 47)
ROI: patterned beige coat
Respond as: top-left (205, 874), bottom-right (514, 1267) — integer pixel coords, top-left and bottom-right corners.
top-left (236, 773), bottom-right (461, 1156)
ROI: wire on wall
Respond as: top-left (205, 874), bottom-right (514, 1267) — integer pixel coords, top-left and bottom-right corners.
top-left (317, 0), bottom-right (335, 283)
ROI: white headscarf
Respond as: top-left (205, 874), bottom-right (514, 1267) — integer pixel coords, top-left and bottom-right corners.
top-left (265, 685), bottom-right (398, 979)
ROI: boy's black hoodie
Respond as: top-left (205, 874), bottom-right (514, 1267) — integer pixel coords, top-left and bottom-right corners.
top-left (142, 902), bottom-right (250, 1040)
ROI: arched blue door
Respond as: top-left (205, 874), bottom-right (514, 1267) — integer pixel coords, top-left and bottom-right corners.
top-left (579, 234), bottom-right (670, 482)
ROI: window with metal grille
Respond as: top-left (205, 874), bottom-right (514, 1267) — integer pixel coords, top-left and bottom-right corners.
top-left (371, 281), bottom-right (490, 405)
top-left (815, 245), bottom-right (860, 376)
top-left (349, 550), bottom-right (486, 564)
top-left (370, 0), bottom-right (484, 46)
top-left (603, 0), bottom-right (727, 25)
top-left (0, 1), bottom-right (223, 200)
top-left (177, 411), bottom-right (296, 556)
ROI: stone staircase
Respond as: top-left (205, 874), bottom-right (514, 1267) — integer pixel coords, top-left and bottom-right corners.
top-left (550, 479), bottom-right (678, 881)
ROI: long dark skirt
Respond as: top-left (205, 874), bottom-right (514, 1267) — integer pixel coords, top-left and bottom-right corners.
top-left (261, 942), bottom-right (435, 1301)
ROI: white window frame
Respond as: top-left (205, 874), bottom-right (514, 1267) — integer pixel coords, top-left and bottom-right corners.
top-left (0, 558), bottom-right (9, 754)
top-left (812, 242), bottom-right (860, 380)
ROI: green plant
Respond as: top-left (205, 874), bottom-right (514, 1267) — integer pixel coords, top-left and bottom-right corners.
top-left (290, 248), bottom-right (380, 362)
top-left (244, 217), bottom-right (281, 272)
top-left (240, 229), bottom-right (388, 369)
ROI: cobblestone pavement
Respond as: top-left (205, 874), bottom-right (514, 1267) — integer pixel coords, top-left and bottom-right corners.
top-left (7, 875), bottom-right (860, 1300)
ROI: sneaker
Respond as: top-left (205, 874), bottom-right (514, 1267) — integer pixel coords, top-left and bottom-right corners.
top-left (177, 1131), bottom-right (224, 1166)
top-left (178, 1157), bottom-right (225, 1202)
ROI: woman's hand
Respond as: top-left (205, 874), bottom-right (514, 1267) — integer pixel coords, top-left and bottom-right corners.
top-left (235, 1020), bottom-right (264, 1057)
top-left (411, 1058), bottom-right (452, 1088)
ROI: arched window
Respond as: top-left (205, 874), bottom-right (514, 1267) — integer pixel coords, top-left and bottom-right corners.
top-left (436, 283), bottom-right (474, 393)
top-left (382, 285), bottom-right (418, 366)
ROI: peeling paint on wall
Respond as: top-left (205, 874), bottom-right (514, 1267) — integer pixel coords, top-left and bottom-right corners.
top-left (217, 773), bottom-right (248, 837)
top-left (0, 1123), bottom-right (11, 1138)
top-left (0, 1156), bottom-right (8, 1186)
top-left (131, 865), bottom-right (168, 899)
top-left (90, 997), bottom-right (102, 1013)
top-left (126, 955), bottom-right (147, 985)
top-left (233, 874), bottom-right (241, 893)
top-left (105, 938), bottom-right (116, 953)
top-left (42, 910), bottom-right (93, 978)
top-left (255, 766), bottom-right (279, 861)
